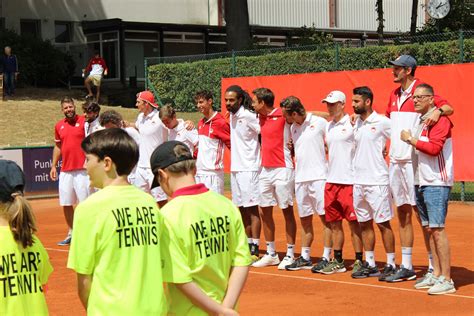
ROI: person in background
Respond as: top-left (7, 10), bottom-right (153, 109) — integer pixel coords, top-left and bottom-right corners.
top-left (83, 51), bottom-right (108, 102)
top-left (2, 46), bottom-right (19, 97)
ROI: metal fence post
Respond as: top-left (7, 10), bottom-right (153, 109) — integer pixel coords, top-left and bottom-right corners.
top-left (335, 43), bottom-right (340, 71)
top-left (461, 181), bottom-right (465, 202)
top-left (459, 30), bottom-right (464, 63)
top-left (232, 50), bottom-right (236, 77)
top-left (144, 58), bottom-right (148, 90)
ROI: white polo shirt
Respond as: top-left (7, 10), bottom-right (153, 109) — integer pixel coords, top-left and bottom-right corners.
top-left (230, 106), bottom-right (261, 172)
top-left (291, 113), bottom-right (327, 183)
top-left (124, 126), bottom-right (141, 146)
top-left (326, 114), bottom-right (354, 185)
top-left (135, 109), bottom-right (168, 168)
top-left (353, 111), bottom-right (391, 185)
top-left (168, 119), bottom-right (199, 154)
top-left (85, 117), bottom-right (104, 136)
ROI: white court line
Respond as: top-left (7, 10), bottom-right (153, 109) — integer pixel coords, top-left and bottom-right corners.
top-left (45, 247), bottom-right (69, 253)
top-left (249, 271), bottom-right (474, 300)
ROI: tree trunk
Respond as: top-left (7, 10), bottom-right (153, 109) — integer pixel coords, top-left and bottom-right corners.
top-left (224, 0), bottom-right (251, 51)
top-left (410, 0), bottom-right (419, 36)
top-left (376, 0), bottom-right (384, 44)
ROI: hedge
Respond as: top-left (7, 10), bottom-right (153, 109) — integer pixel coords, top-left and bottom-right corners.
top-left (0, 29), bottom-right (75, 87)
top-left (148, 39), bottom-right (473, 112)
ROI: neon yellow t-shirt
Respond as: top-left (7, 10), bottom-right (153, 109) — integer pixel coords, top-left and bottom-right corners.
top-left (67, 185), bottom-right (167, 316)
top-left (160, 184), bottom-right (252, 316)
top-left (0, 227), bottom-right (53, 316)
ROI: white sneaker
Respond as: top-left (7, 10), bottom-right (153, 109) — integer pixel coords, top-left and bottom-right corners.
top-left (278, 255), bottom-right (295, 270)
top-left (252, 253), bottom-right (280, 268)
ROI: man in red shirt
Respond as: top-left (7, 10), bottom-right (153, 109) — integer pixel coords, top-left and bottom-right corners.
top-left (195, 90), bottom-right (231, 194)
top-left (251, 87), bottom-right (297, 269)
top-left (400, 83), bottom-right (455, 295)
top-left (83, 51), bottom-right (108, 102)
top-left (50, 97), bottom-right (91, 246)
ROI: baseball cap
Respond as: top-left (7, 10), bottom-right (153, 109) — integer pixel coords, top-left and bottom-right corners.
top-left (388, 55), bottom-right (417, 68)
top-left (137, 91), bottom-right (158, 108)
top-left (0, 160), bottom-right (25, 203)
top-left (321, 90), bottom-right (346, 103)
top-left (150, 141), bottom-right (194, 188)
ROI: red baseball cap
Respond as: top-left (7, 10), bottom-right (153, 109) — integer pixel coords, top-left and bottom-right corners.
top-left (137, 91), bottom-right (158, 108)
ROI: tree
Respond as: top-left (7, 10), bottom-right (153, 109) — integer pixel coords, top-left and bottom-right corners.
top-left (417, 0), bottom-right (474, 34)
top-left (224, 0), bottom-right (251, 51)
top-left (410, 0), bottom-right (419, 36)
top-left (376, 0), bottom-right (384, 44)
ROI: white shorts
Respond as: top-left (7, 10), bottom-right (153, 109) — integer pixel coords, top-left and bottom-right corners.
top-left (259, 167), bottom-right (294, 209)
top-left (231, 171), bottom-right (260, 207)
top-left (295, 180), bottom-right (325, 218)
top-left (58, 170), bottom-right (91, 206)
top-left (353, 184), bottom-right (394, 224)
top-left (389, 162), bottom-right (416, 207)
top-left (135, 167), bottom-right (168, 202)
top-left (196, 172), bottom-right (224, 195)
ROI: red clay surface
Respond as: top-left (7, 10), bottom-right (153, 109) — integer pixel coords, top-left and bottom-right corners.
top-left (32, 198), bottom-right (474, 315)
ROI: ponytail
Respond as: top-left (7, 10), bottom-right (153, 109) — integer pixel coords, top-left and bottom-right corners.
top-left (6, 193), bottom-right (37, 248)
top-left (226, 85), bottom-right (255, 112)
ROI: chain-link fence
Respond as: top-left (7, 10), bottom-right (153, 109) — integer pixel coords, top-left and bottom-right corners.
top-left (144, 30), bottom-right (474, 202)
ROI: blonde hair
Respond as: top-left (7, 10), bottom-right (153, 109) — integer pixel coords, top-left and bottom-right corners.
top-left (0, 193), bottom-right (37, 248)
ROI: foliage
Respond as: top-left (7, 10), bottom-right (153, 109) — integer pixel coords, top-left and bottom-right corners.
top-left (0, 29), bottom-right (75, 87)
top-left (148, 38), bottom-right (473, 112)
top-left (288, 25), bottom-right (334, 46)
top-left (417, 0), bottom-right (474, 34)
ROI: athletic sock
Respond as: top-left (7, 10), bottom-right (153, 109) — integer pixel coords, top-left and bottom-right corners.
top-left (322, 247), bottom-right (332, 261)
top-left (365, 251), bottom-right (376, 267)
top-left (302, 247), bottom-right (311, 261)
top-left (334, 250), bottom-right (343, 262)
top-left (248, 237), bottom-right (253, 245)
top-left (401, 247), bottom-right (413, 269)
top-left (428, 252), bottom-right (434, 271)
top-left (355, 252), bottom-right (363, 262)
top-left (286, 244), bottom-right (295, 258)
top-left (266, 241), bottom-right (276, 256)
top-left (386, 252), bottom-right (396, 268)
top-left (252, 238), bottom-right (260, 246)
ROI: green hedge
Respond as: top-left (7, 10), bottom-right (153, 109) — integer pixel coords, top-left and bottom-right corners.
top-left (0, 29), bottom-right (75, 87)
top-left (148, 39), bottom-right (473, 112)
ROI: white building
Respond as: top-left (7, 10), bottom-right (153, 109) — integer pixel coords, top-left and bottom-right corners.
top-left (0, 0), bottom-right (428, 83)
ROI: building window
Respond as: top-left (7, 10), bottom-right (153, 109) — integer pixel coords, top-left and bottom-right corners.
top-left (55, 21), bottom-right (72, 43)
top-left (20, 19), bottom-right (41, 38)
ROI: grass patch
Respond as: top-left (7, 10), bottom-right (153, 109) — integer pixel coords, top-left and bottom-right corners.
top-left (0, 88), bottom-right (202, 147)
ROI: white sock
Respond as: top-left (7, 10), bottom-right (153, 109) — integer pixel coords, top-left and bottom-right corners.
top-left (302, 247), bottom-right (311, 260)
top-left (428, 252), bottom-right (434, 271)
top-left (286, 244), bottom-right (295, 258)
top-left (401, 247), bottom-right (413, 269)
top-left (253, 238), bottom-right (260, 246)
top-left (386, 252), bottom-right (396, 268)
top-left (365, 251), bottom-right (376, 267)
top-left (266, 241), bottom-right (276, 256)
top-left (248, 237), bottom-right (253, 244)
top-left (322, 247), bottom-right (332, 260)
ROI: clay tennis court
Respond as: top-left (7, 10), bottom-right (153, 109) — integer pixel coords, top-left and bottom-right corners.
top-left (32, 198), bottom-right (473, 315)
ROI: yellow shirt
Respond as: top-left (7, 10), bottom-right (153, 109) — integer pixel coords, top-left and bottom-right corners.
top-left (67, 185), bottom-right (167, 316)
top-left (0, 227), bottom-right (53, 316)
top-left (160, 184), bottom-right (252, 315)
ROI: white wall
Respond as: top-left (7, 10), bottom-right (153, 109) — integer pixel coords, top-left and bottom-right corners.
top-left (2, 0), bottom-right (220, 42)
top-left (248, 0), bottom-right (426, 33)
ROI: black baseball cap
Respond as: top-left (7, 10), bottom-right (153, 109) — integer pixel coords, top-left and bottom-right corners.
top-left (388, 55), bottom-right (417, 68)
top-left (0, 160), bottom-right (25, 202)
top-left (150, 141), bottom-right (194, 188)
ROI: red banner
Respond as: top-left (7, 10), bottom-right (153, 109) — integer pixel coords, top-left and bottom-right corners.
top-left (221, 63), bottom-right (474, 181)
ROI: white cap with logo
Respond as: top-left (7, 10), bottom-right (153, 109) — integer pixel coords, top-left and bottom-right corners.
top-left (321, 90), bottom-right (346, 104)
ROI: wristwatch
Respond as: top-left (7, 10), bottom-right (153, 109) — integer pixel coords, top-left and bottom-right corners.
top-left (406, 136), bottom-right (413, 144)
top-left (438, 108), bottom-right (444, 115)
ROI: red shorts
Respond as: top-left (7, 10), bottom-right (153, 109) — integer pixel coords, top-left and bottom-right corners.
top-left (324, 183), bottom-right (357, 222)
